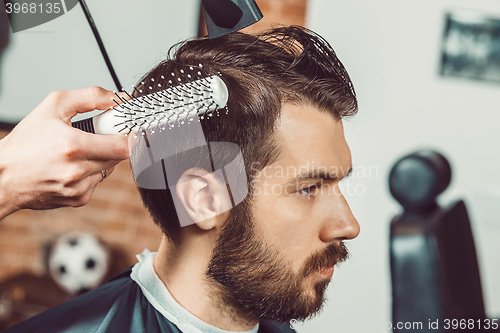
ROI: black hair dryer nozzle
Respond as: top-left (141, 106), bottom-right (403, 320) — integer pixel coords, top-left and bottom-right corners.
top-left (201, 0), bottom-right (263, 39)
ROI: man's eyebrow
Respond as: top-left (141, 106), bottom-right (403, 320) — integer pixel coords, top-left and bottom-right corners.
top-left (288, 165), bottom-right (354, 183)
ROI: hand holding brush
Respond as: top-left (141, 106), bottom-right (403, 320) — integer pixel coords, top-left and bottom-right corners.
top-left (0, 86), bottom-right (129, 220)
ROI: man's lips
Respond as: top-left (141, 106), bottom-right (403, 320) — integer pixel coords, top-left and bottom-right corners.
top-left (316, 266), bottom-right (334, 277)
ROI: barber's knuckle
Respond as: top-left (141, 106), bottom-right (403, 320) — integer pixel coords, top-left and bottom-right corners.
top-left (88, 86), bottom-right (106, 99)
top-left (73, 200), bottom-right (86, 208)
top-left (61, 185), bottom-right (79, 198)
top-left (74, 191), bottom-right (93, 207)
top-left (59, 139), bottom-right (81, 160)
top-left (70, 183), bottom-right (89, 198)
top-left (67, 145), bottom-right (82, 159)
top-left (69, 197), bottom-right (87, 208)
top-left (62, 168), bottom-right (86, 187)
top-left (74, 196), bottom-right (89, 207)
top-left (46, 90), bottom-right (65, 104)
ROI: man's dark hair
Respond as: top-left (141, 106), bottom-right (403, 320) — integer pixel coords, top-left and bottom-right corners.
top-left (136, 26), bottom-right (357, 244)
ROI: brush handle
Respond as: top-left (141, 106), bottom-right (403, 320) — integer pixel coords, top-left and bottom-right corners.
top-left (72, 118), bottom-right (95, 133)
top-left (71, 109), bottom-right (122, 135)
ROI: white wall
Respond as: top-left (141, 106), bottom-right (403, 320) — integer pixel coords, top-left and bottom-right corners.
top-left (0, 0), bottom-right (199, 122)
top-left (300, 1), bottom-right (500, 332)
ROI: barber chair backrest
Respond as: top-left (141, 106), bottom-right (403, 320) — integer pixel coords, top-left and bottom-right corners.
top-left (389, 151), bottom-right (485, 332)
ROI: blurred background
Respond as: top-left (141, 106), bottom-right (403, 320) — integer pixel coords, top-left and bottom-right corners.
top-left (0, 0), bottom-right (499, 332)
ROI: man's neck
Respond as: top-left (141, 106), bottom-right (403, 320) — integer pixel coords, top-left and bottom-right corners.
top-left (153, 235), bottom-right (259, 331)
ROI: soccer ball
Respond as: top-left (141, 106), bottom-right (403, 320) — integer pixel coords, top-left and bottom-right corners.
top-left (48, 232), bottom-right (109, 295)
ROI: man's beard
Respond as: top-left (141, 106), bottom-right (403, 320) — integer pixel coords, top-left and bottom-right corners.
top-left (206, 198), bottom-right (350, 324)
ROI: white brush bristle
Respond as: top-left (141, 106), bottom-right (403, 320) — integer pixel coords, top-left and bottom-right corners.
top-left (111, 71), bottom-right (228, 135)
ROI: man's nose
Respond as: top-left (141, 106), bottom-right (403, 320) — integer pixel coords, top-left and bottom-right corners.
top-left (319, 191), bottom-right (360, 243)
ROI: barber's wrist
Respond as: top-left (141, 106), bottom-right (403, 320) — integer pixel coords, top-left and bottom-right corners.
top-left (0, 200), bottom-right (16, 221)
top-left (0, 150), bottom-right (18, 220)
top-left (0, 181), bottom-right (17, 221)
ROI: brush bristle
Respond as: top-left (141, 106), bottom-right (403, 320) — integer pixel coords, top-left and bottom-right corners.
top-left (111, 65), bottom-right (228, 136)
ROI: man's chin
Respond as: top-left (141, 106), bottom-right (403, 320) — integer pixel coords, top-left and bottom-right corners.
top-left (265, 279), bottom-right (330, 323)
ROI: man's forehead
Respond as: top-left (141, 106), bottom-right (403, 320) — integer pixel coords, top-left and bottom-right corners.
top-left (267, 103), bottom-right (352, 179)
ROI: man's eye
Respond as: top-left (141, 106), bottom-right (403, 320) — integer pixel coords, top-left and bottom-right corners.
top-left (297, 184), bottom-right (319, 197)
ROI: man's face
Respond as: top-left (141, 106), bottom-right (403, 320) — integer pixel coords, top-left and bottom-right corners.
top-left (207, 103), bottom-right (360, 323)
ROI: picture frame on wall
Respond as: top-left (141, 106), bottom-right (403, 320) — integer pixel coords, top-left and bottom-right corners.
top-left (440, 10), bottom-right (500, 84)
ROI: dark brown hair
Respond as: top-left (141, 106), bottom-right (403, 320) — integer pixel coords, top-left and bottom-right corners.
top-left (136, 26), bottom-right (357, 244)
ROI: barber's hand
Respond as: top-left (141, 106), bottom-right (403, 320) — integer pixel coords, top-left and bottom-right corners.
top-left (0, 86), bottom-right (130, 220)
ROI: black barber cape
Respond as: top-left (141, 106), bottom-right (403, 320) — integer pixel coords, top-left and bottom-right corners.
top-left (4, 266), bottom-right (296, 333)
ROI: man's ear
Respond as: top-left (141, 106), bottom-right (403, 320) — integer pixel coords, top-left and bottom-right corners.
top-left (176, 168), bottom-right (233, 230)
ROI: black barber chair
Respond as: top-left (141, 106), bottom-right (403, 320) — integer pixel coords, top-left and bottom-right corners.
top-left (389, 150), bottom-right (498, 332)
